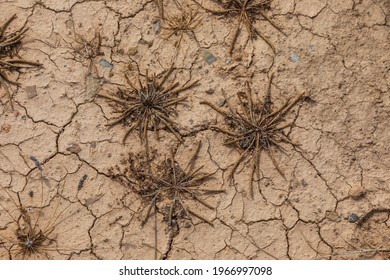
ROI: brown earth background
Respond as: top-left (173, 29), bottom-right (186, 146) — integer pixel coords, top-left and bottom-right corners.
top-left (0, 0), bottom-right (389, 260)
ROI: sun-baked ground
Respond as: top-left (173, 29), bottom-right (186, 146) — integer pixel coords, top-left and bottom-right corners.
top-left (0, 0), bottom-right (389, 259)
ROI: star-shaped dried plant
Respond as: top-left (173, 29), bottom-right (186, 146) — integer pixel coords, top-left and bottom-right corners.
top-left (97, 66), bottom-right (199, 153)
top-left (0, 15), bottom-right (42, 109)
top-left (0, 156), bottom-right (96, 260)
top-left (201, 73), bottom-right (305, 197)
top-left (71, 30), bottom-right (103, 62)
top-left (112, 142), bottom-right (224, 228)
top-left (160, 3), bottom-right (202, 53)
top-left (193, 0), bottom-right (286, 54)
top-left (110, 142), bottom-right (224, 259)
top-left (0, 184), bottom-right (72, 259)
top-left (65, 27), bottom-right (103, 76)
top-left (0, 14), bottom-right (27, 58)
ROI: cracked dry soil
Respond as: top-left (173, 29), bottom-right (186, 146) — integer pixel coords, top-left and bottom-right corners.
top-left (0, 0), bottom-right (389, 260)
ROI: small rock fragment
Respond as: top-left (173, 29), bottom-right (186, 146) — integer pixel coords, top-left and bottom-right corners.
top-left (153, 20), bottom-right (160, 33)
top-left (29, 156), bottom-right (42, 171)
top-left (1, 124), bottom-right (11, 134)
top-left (66, 142), bottom-right (81, 154)
top-left (205, 88), bottom-right (215, 95)
top-left (204, 50), bottom-right (216, 65)
top-left (99, 59), bottom-right (113, 68)
top-left (326, 211), bottom-right (341, 222)
top-left (25, 85), bottom-right (37, 99)
top-left (85, 75), bottom-right (101, 100)
top-left (78, 174), bottom-right (88, 190)
top-left (348, 185), bottom-right (365, 200)
top-left (348, 213), bottom-right (359, 223)
top-left (128, 47), bottom-right (138, 56)
top-left (290, 53), bottom-right (299, 63)
top-left (217, 98), bottom-right (226, 107)
top-left (139, 38), bottom-right (153, 47)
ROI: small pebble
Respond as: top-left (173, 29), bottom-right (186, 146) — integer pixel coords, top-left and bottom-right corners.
top-left (290, 52), bottom-right (299, 63)
top-left (205, 88), bottom-right (215, 95)
top-left (348, 185), bottom-right (365, 200)
top-left (348, 213), bottom-right (359, 223)
top-left (153, 20), bottom-right (160, 33)
top-left (326, 211), bottom-right (341, 222)
top-left (139, 38), bottom-right (153, 47)
top-left (25, 85), bottom-right (37, 99)
top-left (1, 124), bottom-right (11, 134)
top-left (217, 98), bottom-right (226, 107)
top-left (78, 174), bottom-right (88, 190)
top-left (29, 156), bottom-right (42, 171)
top-left (204, 50), bottom-right (216, 65)
top-left (128, 47), bottom-right (138, 56)
top-left (183, 104), bottom-right (191, 111)
top-left (99, 59), bottom-right (113, 68)
top-left (66, 142), bottom-right (81, 154)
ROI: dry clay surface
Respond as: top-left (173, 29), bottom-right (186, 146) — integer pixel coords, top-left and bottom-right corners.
top-left (0, 0), bottom-right (389, 259)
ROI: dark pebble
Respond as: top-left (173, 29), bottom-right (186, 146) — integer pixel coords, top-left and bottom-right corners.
top-left (217, 98), bottom-right (226, 107)
top-left (348, 213), bottom-right (359, 223)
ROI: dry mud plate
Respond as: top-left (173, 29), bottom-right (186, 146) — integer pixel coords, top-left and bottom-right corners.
top-left (0, 0), bottom-right (389, 260)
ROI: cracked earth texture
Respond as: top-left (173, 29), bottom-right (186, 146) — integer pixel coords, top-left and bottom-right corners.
top-left (0, 0), bottom-right (389, 260)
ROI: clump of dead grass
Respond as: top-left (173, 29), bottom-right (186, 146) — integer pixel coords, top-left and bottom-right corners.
top-left (201, 73), bottom-right (305, 197)
top-left (96, 65), bottom-right (199, 154)
top-left (193, 0), bottom-right (286, 54)
top-left (0, 14), bottom-right (41, 109)
top-left (159, 2), bottom-right (203, 54)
